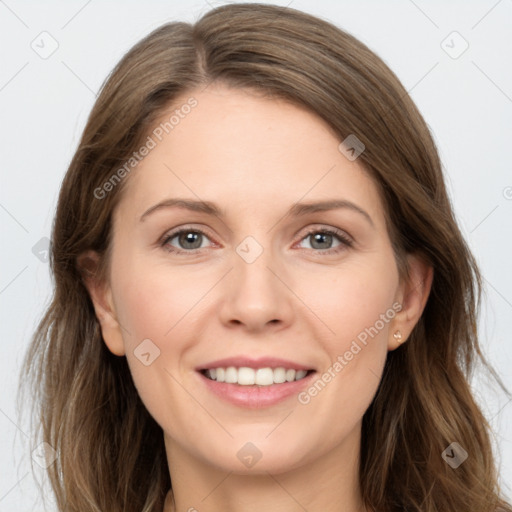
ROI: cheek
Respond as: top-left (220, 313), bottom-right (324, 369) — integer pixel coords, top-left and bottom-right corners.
top-left (297, 254), bottom-right (399, 345)
top-left (294, 257), bottom-right (398, 412)
top-left (112, 255), bottom-right (205, 344)
top-left (111, 263), bottom-right (200, 434)
top-left (108, 253), bottom-right (193, 390)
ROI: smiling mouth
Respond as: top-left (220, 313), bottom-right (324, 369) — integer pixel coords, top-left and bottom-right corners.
top-left (200, 367), bottom-right (315, 386)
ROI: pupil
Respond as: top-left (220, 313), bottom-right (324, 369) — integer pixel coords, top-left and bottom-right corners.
top-left (312, 233), bottom-right (331, 250)
top-left (180, 232), bottom-right (202, 249)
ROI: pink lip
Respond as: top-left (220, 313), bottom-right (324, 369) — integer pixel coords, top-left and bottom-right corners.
top-left (196, 356), bottom-right (314, 371)
top-left (196, 370), bottom-right (316, 409)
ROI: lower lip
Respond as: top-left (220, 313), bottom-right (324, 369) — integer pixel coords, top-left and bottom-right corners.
top-left (197, 371), bottom-right (316, 409)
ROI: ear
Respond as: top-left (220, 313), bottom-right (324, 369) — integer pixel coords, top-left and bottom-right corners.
top-left (77, 250), bottom-right (125, 356)
top-left (388, 253), bottom-right (433, 351)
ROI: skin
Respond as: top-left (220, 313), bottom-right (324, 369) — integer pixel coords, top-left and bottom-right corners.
top-left (80, 83), bottom-right (433, 512)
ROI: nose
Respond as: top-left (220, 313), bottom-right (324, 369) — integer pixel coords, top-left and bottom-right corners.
top-left (218, 243), bottom-right (295, 333)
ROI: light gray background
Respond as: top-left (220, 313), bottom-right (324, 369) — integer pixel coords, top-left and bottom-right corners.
top-left (1, 0), bottom-right (511, 509)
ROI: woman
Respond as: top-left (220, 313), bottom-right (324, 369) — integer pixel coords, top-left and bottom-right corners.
top-left (18, 3), bottom-right (511, 511)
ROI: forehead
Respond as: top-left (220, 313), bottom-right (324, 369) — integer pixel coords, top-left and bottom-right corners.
top-left (115, 84), bottom-right (385, 229)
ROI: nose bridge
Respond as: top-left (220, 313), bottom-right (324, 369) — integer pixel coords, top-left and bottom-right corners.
top-left (218, 232), bottom-right (294, 329)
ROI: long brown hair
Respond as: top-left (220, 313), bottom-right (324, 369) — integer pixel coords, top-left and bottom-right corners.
top-left (18, 3), bottom-right (511, 511)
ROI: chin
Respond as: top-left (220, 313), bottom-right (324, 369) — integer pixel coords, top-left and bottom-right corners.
top-left (203, 441), bottom-right (312, 476)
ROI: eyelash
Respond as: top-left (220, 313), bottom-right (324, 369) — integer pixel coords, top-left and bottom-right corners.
top-left (160, 225), bottom-right (353, 256)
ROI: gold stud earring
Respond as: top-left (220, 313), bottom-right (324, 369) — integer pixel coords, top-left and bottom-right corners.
top-left (393, 330), bottom-right (403, 343)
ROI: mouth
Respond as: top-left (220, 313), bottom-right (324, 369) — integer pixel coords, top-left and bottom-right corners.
top-left (199, 367), bottom-right (316, 386)
top-left (197, 365), bottom-right (317, 408)
top-left (195, 356), bottom-right (317, 407)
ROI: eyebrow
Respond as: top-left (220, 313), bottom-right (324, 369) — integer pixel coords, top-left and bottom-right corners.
top-left (139, 198), bottom-right (374, 227)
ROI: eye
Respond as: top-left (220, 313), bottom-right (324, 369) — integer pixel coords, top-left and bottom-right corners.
top-left (295, 227), bottom-right (353, 255)
top-left (160, 225), bottom-right (353, 255)
top-left (161, 227), bottom-right (213, 254)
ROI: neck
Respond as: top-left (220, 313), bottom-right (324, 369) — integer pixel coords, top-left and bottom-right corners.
top-left (163, 422), bottom-right (366, 512)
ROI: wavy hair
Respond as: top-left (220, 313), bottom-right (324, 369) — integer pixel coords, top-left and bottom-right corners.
top-left (18, 3), bottom-right (511, 511)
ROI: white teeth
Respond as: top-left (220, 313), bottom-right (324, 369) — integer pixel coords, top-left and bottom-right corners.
top-left (255, 368), bottom-right (273, 386)
top-left (225, 366), bottom-right (238, 384)
top-left (273, 367), bottom-right (286, 384)
top-left (238, 367), bottom-right (255, 385)
top-left (295, 370), bottom-right (307, 380)
top-left (203, 366), bottom-right (311, 386)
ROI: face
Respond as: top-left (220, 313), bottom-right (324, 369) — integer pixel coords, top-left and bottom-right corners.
top-left (87, 83), bottom-right (427, 476)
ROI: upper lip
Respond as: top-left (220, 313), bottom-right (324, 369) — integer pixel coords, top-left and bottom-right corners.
top-left (196, 357), bottom-right (315, 372)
